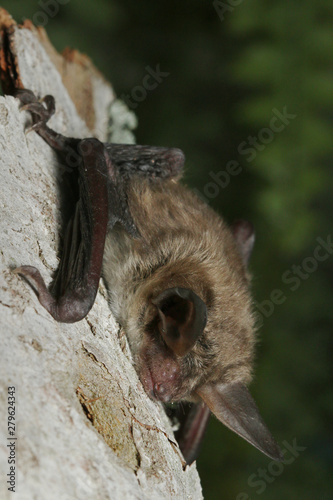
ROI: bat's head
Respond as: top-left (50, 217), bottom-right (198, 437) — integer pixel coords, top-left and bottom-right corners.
top-left (138, 285), bottom-right (208, 402)
top-left (128, 219), bottom-right (281, 461)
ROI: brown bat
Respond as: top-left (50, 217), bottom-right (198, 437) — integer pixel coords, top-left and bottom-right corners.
top-left (15, 89), bottom-right (282, 464)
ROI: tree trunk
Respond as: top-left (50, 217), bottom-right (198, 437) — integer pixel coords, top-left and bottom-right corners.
top-left (0, 10), bottom-right (203, 499)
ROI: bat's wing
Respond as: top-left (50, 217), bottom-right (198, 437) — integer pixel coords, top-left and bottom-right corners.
top-left (105, 143), bottom-right (185, 180)
top-left (16, 133), bottom-right (110, 322)
top-left (15, 89), bottom-right (184, 322)
top-left (167, 401), bottom-right (211, 465)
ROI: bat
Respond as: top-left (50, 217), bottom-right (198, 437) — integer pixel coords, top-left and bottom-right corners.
top-left (14, 89), bottom-right (282, 465)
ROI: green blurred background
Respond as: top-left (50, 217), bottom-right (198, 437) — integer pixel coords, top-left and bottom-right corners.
top-left (2, 1), bottom-right (332, 498)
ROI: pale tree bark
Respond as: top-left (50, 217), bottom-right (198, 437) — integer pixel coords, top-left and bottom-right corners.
top-left (0, 11), bottom-right (203, 500)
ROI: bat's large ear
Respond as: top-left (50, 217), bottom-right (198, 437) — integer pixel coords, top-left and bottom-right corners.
top-left (197, 382), bottom-right (283, 461)
top-left (231, 220), bottom-right (255, 265)
top-left (152, 287), bottom-right (207, 357)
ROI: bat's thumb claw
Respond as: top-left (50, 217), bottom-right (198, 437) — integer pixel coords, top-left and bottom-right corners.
top-left (13, 266), bottom-right (29, 276)
top-left (14, 265), bottom-right (46, 294)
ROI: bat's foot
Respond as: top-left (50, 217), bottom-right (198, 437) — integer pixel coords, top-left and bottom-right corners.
top-left (16, 89), bottom-right (70, 151)
top-left (16, 89), bottom-right (55, 133)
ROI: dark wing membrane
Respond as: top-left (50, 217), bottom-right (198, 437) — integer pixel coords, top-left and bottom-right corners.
top-left (105, 143), bottom-right (185, 180)
top-left (16, 138), bottom-right (109, 323)
top-left (167, 401), bottom-right (211, 465)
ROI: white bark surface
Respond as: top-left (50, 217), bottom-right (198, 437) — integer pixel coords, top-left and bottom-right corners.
top-left (0, 25), bottom-right (203, 500)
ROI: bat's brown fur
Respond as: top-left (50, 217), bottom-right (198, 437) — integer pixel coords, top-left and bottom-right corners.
top-left (103, 178), bottom-right (255, 402)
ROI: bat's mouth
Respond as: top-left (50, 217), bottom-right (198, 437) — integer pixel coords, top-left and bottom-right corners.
top-left (138, 332), bottom-right (186, 403)
top-left (139, 351), bottom-right (181, 403)
top-left (140, 365), bottom-right (171, 402)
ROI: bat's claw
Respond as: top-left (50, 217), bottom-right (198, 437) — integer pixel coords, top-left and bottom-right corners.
top-left (14, 265), bottom-right (95, 323)
top-left (41, 95), bottom-right (56, 117)
top-left (15, 88), bottom-right (37, 106)
top-left (24, 123), bottom-right (42, 135)
top-left (20, 99), bottom-right (55, 122)
top-left (14, 265), bottom-right (48, 295)
top-left (14, 265), bottom-right (57, 319)
top-left (16, 89), bottom-right (56, 128)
